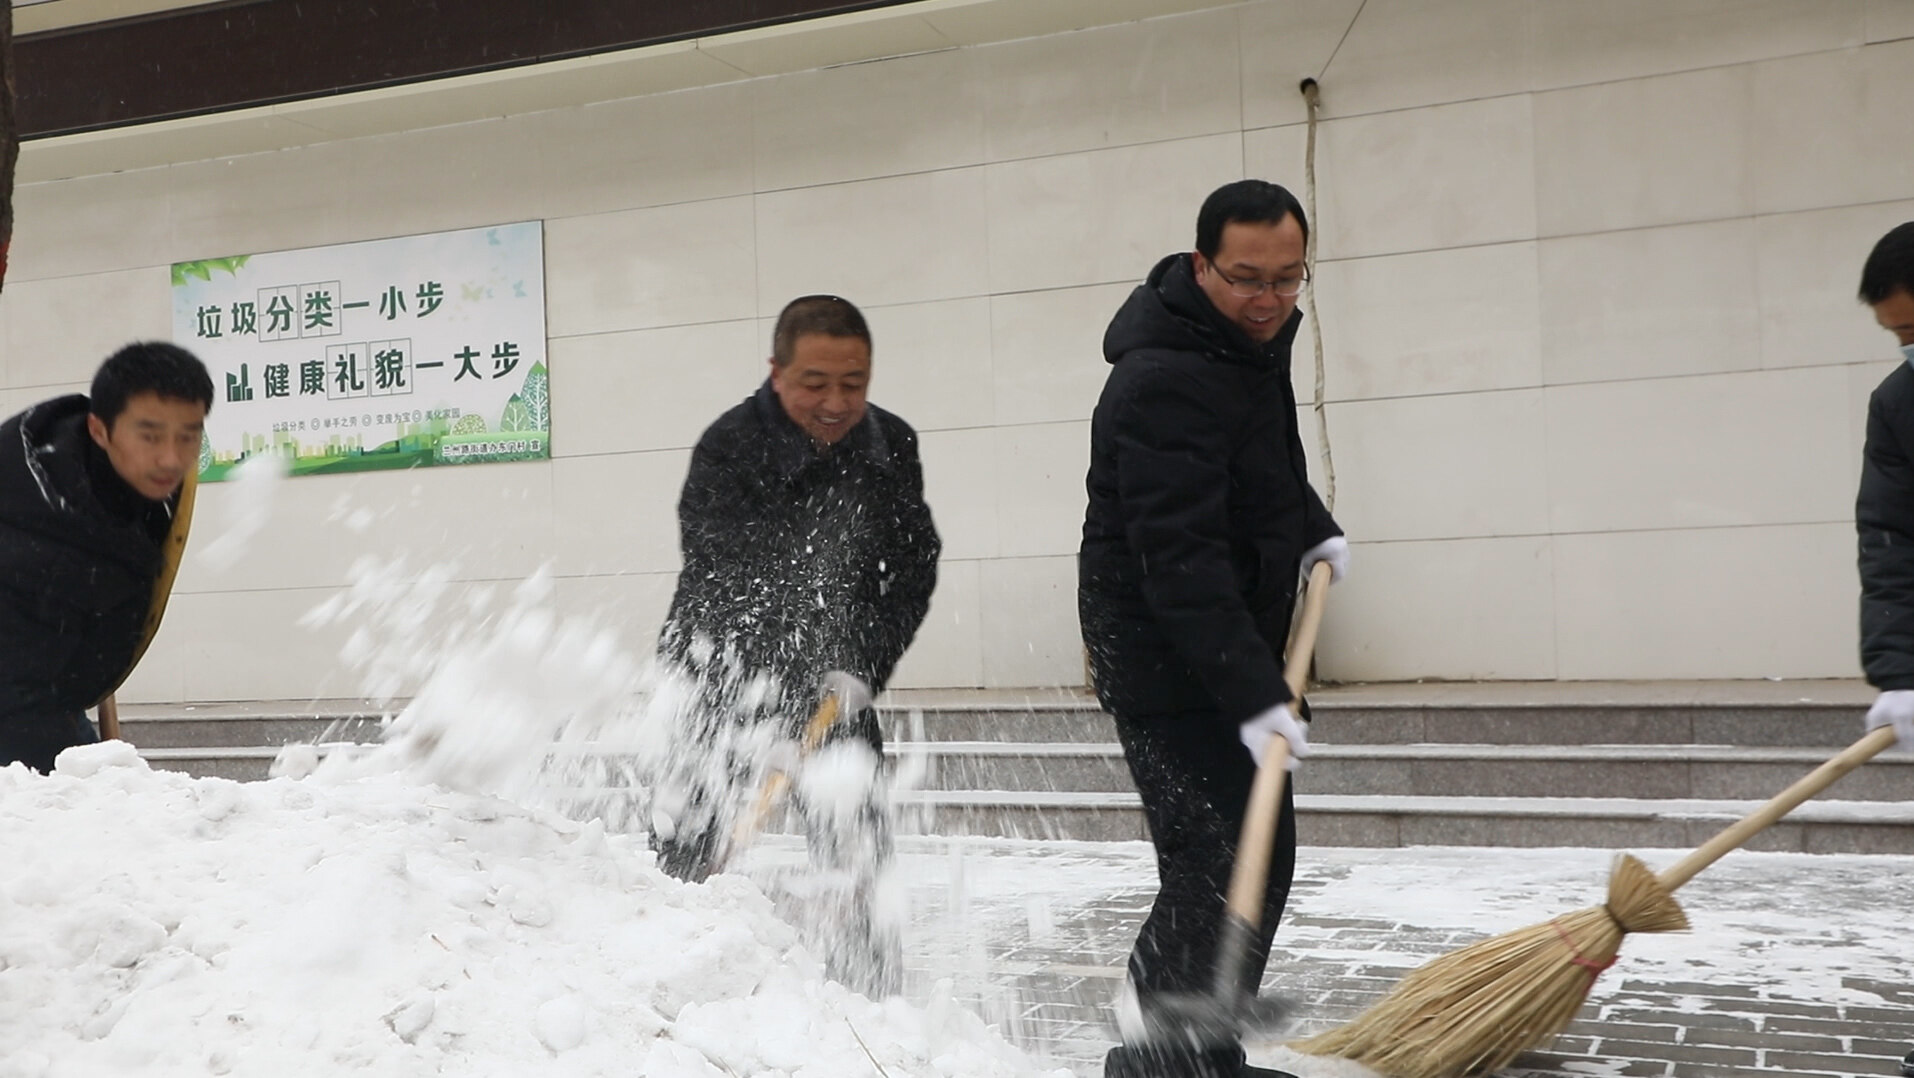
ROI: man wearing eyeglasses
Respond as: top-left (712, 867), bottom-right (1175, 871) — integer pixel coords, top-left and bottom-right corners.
top-left (1852, 221), bottom-right (1914, 1078)
top-left (1079, 179), bottom-right (1345, 1078)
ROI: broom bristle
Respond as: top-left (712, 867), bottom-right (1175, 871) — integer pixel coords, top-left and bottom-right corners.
top-left (1292, 855), bottom-right (1687, 1078)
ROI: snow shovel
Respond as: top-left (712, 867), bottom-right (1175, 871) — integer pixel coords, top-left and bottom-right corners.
top-left (1126, 559), bottom-right (1334, 1048)
top-left (93, 467), bottom-right (199, 745)
top-left (720, 688), bottom-right (847, 868)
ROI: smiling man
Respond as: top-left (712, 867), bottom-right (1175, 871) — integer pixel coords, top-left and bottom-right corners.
top-left (0, 342), bottom-right (211, 772)
top-left (1079, 181), bottom-right (1347, 1078)
top-left (646, 295), bottom-right (939, 995)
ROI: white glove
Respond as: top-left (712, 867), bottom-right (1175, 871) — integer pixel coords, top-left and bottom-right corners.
top-left (820, 670), bottom-right (874, 717)
top-left (1238, 702), bottom-right (1309, 771)
top-left (1300, 535), bottom-right (1349, 584)
top-left (1865, 689), bottom-right (1914, 751)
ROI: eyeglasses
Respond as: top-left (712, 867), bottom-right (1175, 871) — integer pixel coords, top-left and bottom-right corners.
top-left (1210, 265), bottom-right (1310, 299)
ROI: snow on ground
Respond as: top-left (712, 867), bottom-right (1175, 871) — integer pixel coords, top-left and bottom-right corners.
top-left (0, 743), bottom-right (1069, 1078)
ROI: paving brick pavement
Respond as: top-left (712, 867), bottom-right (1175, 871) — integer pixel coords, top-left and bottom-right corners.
top-left (745, 837), bottom-right (1914, 1078)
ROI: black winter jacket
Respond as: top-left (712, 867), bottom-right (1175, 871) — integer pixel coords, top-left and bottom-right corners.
top-left (1858, 362), bottom-right (1914, 689)
top-left (1079, 254), bottom-right (1341, 724)
top-left (0, 395), bottom-right (173, 739)
top-left (660, 380), bottom-right (940, 720)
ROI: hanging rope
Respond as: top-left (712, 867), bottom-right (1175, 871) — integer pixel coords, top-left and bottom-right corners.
top-left (1298, 77), bottom-right (1334, 513)
top-left (0, 1), bottom-right (15, 294)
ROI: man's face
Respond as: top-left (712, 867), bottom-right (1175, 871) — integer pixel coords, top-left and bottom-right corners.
top-left (769, 333), bottom-right (871, 445)
top-left (1193, 216), bottom-right (1308, 345)
top-left (87, 391), bottom-right (207, 501)
top-left (1874, 289), bottom-right (1914, 348)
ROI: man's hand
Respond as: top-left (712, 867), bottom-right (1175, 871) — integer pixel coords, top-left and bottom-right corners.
top-left (1865, 689), bottom-right (1914, 751)
top-left (1238, 702), bottom-right (1309, 771)
top-left (821, 670), bottom-right (874, 717)
top-left (1301, 535), bottom-right (1349, 584)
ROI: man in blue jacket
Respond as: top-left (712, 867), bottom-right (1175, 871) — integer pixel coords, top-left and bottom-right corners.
top-left (1080, 180), bottom-right (1346, 1078)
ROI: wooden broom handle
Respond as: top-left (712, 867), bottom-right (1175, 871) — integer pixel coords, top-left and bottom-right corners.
top-left (99, 694), bottom-right (121, 742)
top-left (1657, 724), bottom-right (1899, 892)
top-left (1226, 560), bottom-right (1334, 923)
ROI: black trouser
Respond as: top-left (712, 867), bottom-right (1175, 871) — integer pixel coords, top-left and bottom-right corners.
top-left (0, 710), bottom-right (98, 773)
top-left (1104, 704), bottom-right (1299, 1078)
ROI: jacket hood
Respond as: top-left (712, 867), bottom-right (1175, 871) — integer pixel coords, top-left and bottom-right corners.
top-left (1101, 252), bottom-right (1303, 370)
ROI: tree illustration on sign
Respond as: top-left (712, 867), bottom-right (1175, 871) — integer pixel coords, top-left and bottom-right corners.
top-left (499, 395), bottom-right (534, 433)
top-left (519, 362), bottom-right (549, 431)
top-left (452, 413), bottom-right (487, 435)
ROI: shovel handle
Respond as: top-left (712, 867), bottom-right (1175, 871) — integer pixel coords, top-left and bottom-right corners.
top-left (725, 693), bottom-right (843, 859)
top-left (99, 694), bottom-right (121, 742)
top-left (1656, 723), bottom-right (1899, 891)
top-left (1225, 561), bottom-right (1333, 923)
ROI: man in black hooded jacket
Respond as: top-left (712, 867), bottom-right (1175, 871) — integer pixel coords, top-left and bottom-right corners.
top-left (646, 295), bottom-right (939, 995)
top-left (1851, 221), bottom-right (1914, 1078)
top-left (0, 342), bottom-right (211, 772)
top-left (1080, 180), bottom-right (1346, 1078)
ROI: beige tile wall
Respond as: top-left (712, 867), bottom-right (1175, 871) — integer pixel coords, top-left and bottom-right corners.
top-left (4, 0), bottom-right (1908, 699)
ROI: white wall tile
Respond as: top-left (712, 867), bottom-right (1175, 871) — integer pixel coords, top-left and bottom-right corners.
top-left (1757, 201), bottom-right (1914, 372)
top-left (1326, 390), bottom-right (1550, 542)
top-left (554, 571), bottom-right (680, 660)
top-left (1532, 0), bottom-right (1866, 91)
top-left (1749, 41), bottom-right (1914, 216)
top-left (1869, 0), bottom-right (1914, 41)
top-left (1545, 367), bottom-right (1856, 533)
top-left (979, 555), bottom-right (1085, 687)
top-left (980, 7), bottom-right (1242, 162)
top-left (1314, 95), bottom-right (1536, 260)
top-left (168, 141), bottom-right (360, 262)
top-left (551, 450), bottom-right (689, 576)
top-left (995, 421), bottom-right (1089, 559)
top-left (1538, 218), bottom-right (1760, 386)
top-left (1312, 0), bottom-right (1533, 118)
top-left (0, 268), bottom-right (170, 389)
top-left (888, 558), bottom-right (985, 689)
top-left (1553, 522), bottom-right (1857, 679)
top-left (1313, 242), bottom-right (1542, 401)
top-left (862, 298), bottom-right (996, 433)
top-left (920, 427), bottom-right (1002, 561)
top-left (548, 320), bottom-right (763, 457)
top-left (545, 196), bottom-right (758, 338)
top-left (985, 134), bottom-right (1241, 295)
top-left (1239, 0), bottom-right (1367, 129)
top-left (754, 48), bottom-right (986, 191)
top-left (1534, 65), bottom-right (1752, 236)
top-left (1240, 123), bottom-right (1308, 194)
top-left (990, 283), bottom-right (1132, 426)
top-left (172, 461), bottom-right (557, 595)
top-left (755, 169), bottom-right (990, 312)
top-left (10, 170), bottom-right (174, 284)
top-left (1315, 536), bottom-right (1557, 684)
top-left (508, 81), bottom-right (757, 220)
top-left (169, 586), bottom-right (366, 701)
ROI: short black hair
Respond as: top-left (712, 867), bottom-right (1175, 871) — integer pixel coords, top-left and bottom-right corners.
top-left (771, 295), bottom-right (871, 367)
top-left (1860, 223), bottom-right (1914, 305)
top-left (1195, 179), bottom-right (1309, 260)
top-left (90, 342), bottom-right (215, 428)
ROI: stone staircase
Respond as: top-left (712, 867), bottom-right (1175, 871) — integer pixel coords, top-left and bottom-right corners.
top-left (113, 681), bottom-right (1914, 854)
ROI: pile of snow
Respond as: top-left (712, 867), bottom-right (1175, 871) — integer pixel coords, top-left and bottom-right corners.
top-left (0, 742), bottom-right (1070, 1078)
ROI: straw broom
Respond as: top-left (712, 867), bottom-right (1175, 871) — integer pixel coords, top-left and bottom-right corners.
top-left (1292, 723), bottom-right (1901, 1078)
